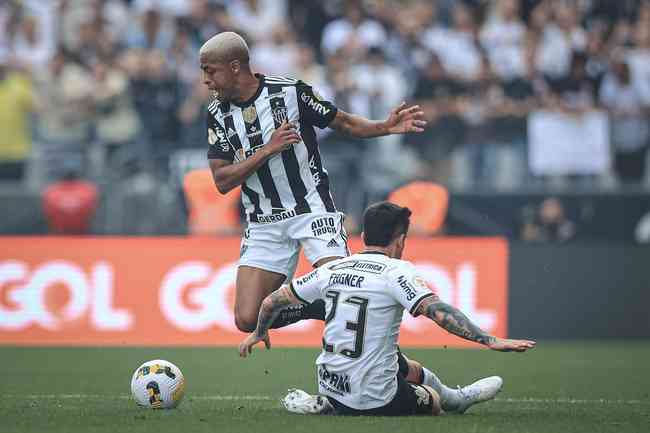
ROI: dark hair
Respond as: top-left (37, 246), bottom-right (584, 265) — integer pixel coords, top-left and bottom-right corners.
top-left (362, 202), bottom-right (412, 247)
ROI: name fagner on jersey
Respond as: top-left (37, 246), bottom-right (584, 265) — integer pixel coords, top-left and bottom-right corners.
top-left (206, 74), bottom-right (338, 223)
top-left (289, 252), bottom-right (436, 410)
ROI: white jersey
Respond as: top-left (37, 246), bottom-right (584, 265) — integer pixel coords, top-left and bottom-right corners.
top-left (290, 252), bottom-right (436, 410)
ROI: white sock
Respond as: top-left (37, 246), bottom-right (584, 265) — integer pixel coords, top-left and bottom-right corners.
top-left (421, 367), bottom-right (461, 411)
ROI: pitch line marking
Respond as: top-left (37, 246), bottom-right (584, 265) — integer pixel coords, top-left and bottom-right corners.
top-left (4, 395), bottom-right (649, 405)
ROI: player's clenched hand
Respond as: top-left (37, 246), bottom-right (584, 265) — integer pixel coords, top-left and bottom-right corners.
top-left (384, 102), bottom-right (427, 134)
top-left (487, 337), bottom-right (536, 352)
top-left (266, 120), bottom-right (301, 155)
top-left (238, 332), bottom-right (272, 358)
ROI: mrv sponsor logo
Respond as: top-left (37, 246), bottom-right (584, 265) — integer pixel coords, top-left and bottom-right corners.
top-left (301, 92), bottom-right (331, 116)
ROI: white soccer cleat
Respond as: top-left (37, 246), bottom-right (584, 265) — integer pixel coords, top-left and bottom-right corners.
top-left (455, 376), bottom-right (503, 414)
top-left (281, 389), bottom-right (334, 415)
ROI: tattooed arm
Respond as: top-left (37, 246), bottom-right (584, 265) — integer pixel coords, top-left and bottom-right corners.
top-left (415, 296), bottom-right (536, 352)
top-left (238, 284), bottom-right (302, 357)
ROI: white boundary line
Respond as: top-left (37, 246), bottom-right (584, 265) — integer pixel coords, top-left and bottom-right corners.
top-left (3, 395), bottom-right (649, 405)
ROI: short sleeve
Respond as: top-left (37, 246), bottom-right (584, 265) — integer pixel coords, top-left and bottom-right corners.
top-left (296, 81), bottom-right (338, 129)
top-left (206, 111), bottom-right (234, 161)
top-left (388, 263), bottom-right (436, 317)
top-left (289, 267), bottom-right (328, 304)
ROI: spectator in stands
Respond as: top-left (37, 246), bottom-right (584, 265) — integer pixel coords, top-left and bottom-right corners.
top-left (92, 58), bottom-right (141, 169)
top-left (42, 165), bottom-right (99, 235)
top-left (626, 16), bottom-right (650, 106)
top-left (480, 0), bottom-right (528, 81)
top-left (169, 18), bottom-right (201, 85)
top-left (352, 46), bottom-right (418, 209)
top-left (227, 0), bottom-right (288, 44)
top-left (11, 12), bottom-right (55, 72)
top-left (0, 54), bottom-right (34, 181)
top-left (534, 1), bottom-right (587, 78)
top-left (177, 79), bottom-right (211, 149)
top-left (129, 50), bottom-right (183, 173)
top-left (407, 54), bottom-right (466, 184)
top-left (321, 1), bottom-right (387, 61)
top-left (424, 2), bottom-right (482, 82)
top-left (600, 57), bottom-right (650, 183)
top-left (125, 6), bottom-right (174, 52)
top-left (520, 196), bottom-right (576, 242)
top-left (34, 49), bottom-right (94, 181)
top-left (543, 52), bottom-right (597, 113)
top-left (250, 24), bottom-right (300, 76)
top-left (384, 3), bottom-right (432, 89)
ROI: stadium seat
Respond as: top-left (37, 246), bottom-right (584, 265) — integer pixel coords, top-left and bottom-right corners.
top-left (182, 168), bottom-right (241, 235)
top-left (388, 181), bottom-right (449, 235)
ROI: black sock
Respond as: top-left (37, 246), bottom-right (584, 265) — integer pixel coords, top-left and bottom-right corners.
top-left (270, 300), bottom-right (325, 329)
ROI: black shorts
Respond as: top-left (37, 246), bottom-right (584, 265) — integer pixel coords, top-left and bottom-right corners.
top-left (327, 351), bottom-right (432, 416)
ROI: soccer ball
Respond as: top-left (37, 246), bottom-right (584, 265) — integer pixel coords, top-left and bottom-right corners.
top-left (130, 359), bottom-right (185, 409)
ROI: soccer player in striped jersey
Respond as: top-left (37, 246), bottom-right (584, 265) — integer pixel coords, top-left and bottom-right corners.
top-left (199, 32), bottom-right (426, 333)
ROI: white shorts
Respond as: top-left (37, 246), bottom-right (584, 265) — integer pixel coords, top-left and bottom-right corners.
top-left (239, 212), bottom-right (349, 279)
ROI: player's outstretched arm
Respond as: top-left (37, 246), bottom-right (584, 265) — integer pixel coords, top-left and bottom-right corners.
top-left (415, 297), bottom-right (536, 352)
top-left (238, 284), bottom-right (302, 357)
top-left (329, 102), bottom-right (426, 139)
top-left (210, 121), bottom-right (301, 194)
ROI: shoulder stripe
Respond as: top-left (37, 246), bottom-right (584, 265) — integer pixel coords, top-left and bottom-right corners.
top-left (288, 282), bottom-right (309, 305)
top-left (208, 101), bottom-right (219, 116)
top-left (265, 75), bottom-right (298, 85)
top-left (409, 293), bottom-right (435, 316)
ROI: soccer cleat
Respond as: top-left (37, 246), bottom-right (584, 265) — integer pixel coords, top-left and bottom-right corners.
top-left (281, 389), bottom-right (334, 415)
top-left (455, 376), bottom-right (503, 414)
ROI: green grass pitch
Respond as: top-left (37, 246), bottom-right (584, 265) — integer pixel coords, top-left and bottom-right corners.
top-left (1, 341), bottom-right (649, 433)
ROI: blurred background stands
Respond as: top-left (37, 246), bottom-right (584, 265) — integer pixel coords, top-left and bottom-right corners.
top-left (0, 0), bottom-right (649, 241)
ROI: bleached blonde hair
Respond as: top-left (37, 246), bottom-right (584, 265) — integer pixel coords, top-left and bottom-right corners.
top-left (199, 32), bottom-right (250, 64)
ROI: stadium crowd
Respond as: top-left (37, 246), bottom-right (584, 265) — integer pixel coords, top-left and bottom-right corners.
top-left (1, 0), bottom-right (649, 233)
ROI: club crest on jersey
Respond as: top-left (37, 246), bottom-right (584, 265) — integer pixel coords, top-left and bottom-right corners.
top-left (412, 276), bottom-right (429, 290)
top-left (272, 106), bottom-right (288, 124)
top-left (242, 106), bottom-right (258, 124)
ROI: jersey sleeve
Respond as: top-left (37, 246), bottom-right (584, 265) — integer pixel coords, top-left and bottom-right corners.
top-left (388, 263), bottom-right (437, 317)
top-left (296, 81), bottom-right (338, 129)
top-left (206, 111), bottom-right (235, 161)
top-left (289, 267), bottom-right (328, 304)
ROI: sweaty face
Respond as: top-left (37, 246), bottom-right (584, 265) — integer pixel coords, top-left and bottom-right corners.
top-left (200, 59), bottom-right (235, 101)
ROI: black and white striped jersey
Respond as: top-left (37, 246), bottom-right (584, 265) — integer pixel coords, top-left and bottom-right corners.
top-left (206, 74), bottom-right (338, 223)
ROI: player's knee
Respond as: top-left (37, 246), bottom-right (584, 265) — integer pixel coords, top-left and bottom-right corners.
top-left (234, 311), bottom-right (257, 333)
top-left (406, 360), bottom-right (423, 384)
top-left (421, 385), bottom-right (442, 416)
